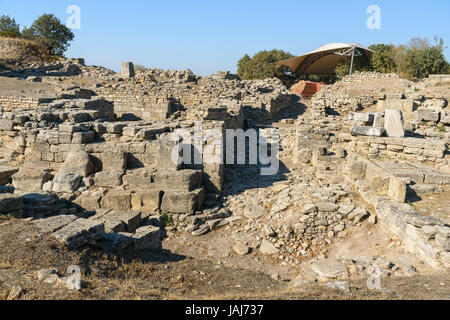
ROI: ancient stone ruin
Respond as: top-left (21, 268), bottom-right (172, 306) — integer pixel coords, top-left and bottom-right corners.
top-left (0, 56), bottom-right (449, 295)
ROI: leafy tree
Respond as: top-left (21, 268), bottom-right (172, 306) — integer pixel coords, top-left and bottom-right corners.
top-left (0, 15), bottom-right (21, 38)
top-left (368, 44), bottom-right (397, 73)
top-left (237, 49), bottom-right (294, 80)
top-left (398, 37), bottom-right (449, 79)
top-left (22, 14), bottom-right (74, 56)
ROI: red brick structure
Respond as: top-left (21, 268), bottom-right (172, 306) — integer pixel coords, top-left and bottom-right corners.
top-left (291, 81), bottom-right (324, 99)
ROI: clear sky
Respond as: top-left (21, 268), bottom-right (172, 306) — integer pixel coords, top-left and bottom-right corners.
top-left (1, 0), bottom-right (449, 75)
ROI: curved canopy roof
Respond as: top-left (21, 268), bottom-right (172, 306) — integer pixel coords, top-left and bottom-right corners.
top-left (275, 43), bottom-right (373, 75)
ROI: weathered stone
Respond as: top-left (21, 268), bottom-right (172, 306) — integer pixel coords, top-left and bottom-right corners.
top-left (100, 232), bottom-right (134, 253)
top-left (33, 214), bottom-right (79, 233)
top-left (233, 243), bottom-right (250, 255)
top-left (153, 169), bottom-right (202, 192)
top-left (311, 259), bottom-right (347, 280)
top-left (417, 109), bottom-right (440, 123)
top-left (12, 168), bottom-right (52, 192)
top-left (99, 151), bottom-right (127, 172)
top-left (94, 171), bottom-right (123, 187)
top-left (244, 202), bottom-right (266, 219)
top-left (435, 227), bottom-right (450, 252)
top-left (259, 239), bottom-right (279, 255)
top-left (384, 109), bottom-right (404, 138)
top-left (131, 190), bottom-right (162, 214)
top-left (348, 207), bottom-right (369, 222)
top-left (52, 173), bottom-right (82, 193)
top-left (121, 61), bottom-right (135, 78)
top-left (53, 218), bottom-right (105, 249)
top-left (100, 189), bottom-right (131, 210)
top-left (325, 281), bottom-right (350, 292)
top-left (351, 126), bottom-right (385, 137)
top-left (132, 225), bottom-right (161, 251)
top-left (317, 202), bottom-right (339, 212)
top-left (160, 191), bottom-right (198, 214)
top-left (388, 177), bottom-right (407, 203)
top-left (59, 150), bottom-right (94, 178)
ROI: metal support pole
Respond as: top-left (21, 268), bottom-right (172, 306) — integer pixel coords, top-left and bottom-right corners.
top-left (349, 46), bottom-right (355, 75)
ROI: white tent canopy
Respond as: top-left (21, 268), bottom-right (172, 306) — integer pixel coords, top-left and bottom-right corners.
top-left (275, 43), bottom-right (373, 75)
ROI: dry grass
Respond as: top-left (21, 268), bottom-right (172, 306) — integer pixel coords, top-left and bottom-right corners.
top-left (0, 37), bottom-right (55, 62)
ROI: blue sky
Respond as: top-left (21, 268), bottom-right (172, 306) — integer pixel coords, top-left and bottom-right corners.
top-left (1, 0), bottom-right (449, 75)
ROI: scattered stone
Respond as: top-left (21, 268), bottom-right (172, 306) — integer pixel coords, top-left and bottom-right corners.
top-left (311, 259), bottom-right (348, 280)
top-left (7, 285), bottom-right (23, 300)
top-left (233, 243), bottom-right (250, 255)
top-left (259, 239), bottom-right (279, 255)
top-left (325, 281), bottom-right (350, 292)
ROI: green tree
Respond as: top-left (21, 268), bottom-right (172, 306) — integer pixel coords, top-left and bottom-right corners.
top-left (0, 15), bottom-right (21, 38)
top-left (368, 44), bottom-right (397, 73)
top-left (398, 37), bottom-right (449, 79)
top-left (23, 14), bottom-right (74, 56)
top-left (237, 49), bottom-right (294, 80)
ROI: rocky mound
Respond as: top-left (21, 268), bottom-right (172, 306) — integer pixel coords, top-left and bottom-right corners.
top-left (0, 37), bottom-right (45, 62)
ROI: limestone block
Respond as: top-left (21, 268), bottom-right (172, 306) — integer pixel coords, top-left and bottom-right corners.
top-left (59, 150), bottom-right (95, 178)
top-left (350, 126), bottom-right (385, 137)
top-left (100, 189), bottom-right (131, 210)
top-left (388, 177), bottom-right (407, 203)
top-left (94, 171), bottom-right (123, 187)
top-left (132, 226), bottom-right (161, 251)
top-left (160, 191), bottom-right (198, 214)
top-left (384, 109), bottom-right (404, 138)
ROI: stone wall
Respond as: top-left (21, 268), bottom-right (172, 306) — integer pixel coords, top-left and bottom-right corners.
top-left (345, 153), bottom-right (450, 269)
top-left (338, 134), bottom-right (448, 163)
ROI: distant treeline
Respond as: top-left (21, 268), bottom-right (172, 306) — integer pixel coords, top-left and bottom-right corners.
top-left (237, 37), bottom-right (450, 81)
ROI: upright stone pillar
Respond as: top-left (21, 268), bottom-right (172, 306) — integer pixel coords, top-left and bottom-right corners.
top-left (121, 61), bottom-right (135, 78)
top-left (384, 109), bottom-right (404, 138)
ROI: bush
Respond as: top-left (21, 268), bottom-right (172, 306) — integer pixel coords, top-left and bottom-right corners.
top-left (369, 37), bottom-right (449, 79)
top-left (398, 38), bottom-right (449, 79)
top-left (22, 14), bottom-right (74, 57)
top-left (368, 44), bottom-right (397, 73)
top-left (0, 15), bottom-right (21, 38)
top-left (237, 49), bottom-right (294, 80)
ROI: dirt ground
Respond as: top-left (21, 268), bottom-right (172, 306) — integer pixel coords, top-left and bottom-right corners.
top-left (0, 216), bottom-right (448, 300)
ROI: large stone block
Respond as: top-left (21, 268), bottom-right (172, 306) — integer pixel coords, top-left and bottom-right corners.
top-left (160, 191), bottom-right (198, 214)
top-left (53, 218), bottom-right (105, 249)
top-left (121, 61), bottom-right (135, 78)
top-left (132, 226), bottom-right (161, 251)
top-left (417, 109), bottom-right (440, 123)
top-left (153, 169), bottom-right (202, 192)
top-left (73, 193), bottom-right (102, 210)
top-left (51, 173), bottom-right (82, 193)
top-left (100, 189), bottom-right (131, 210)
top-left (12, 167), bottom-right (52, 192)
top-left (99, 151), bottom-right (127, 172)
top-left (90, 210), bottom-right (141, 233)
top-left (350, 126), bottom-right (385, 137)
top-left (33, 215), bottom-right (79, 234)
top-left (59, 150), bottom-right (94, 178)
top-left (94, 171), bottom-right (123, 187)
top-left (384, 109), bottom-right (404, 138)
top-left (155, 134), bottom-right (182, 171)
top-left (388, 177), bottom-right (407, 203)
top-left (131, 191), bottom-right (162, 214)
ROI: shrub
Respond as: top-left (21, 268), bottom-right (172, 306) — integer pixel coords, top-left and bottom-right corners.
top-left (237, 49), bottom-right (294, 80)
top-left (0, 15), bottom-right (21, 38)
